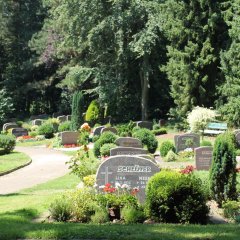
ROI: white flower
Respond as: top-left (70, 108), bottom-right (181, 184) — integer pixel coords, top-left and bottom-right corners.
top-left (121, 184), bottom-right (130, 189)
top-left (93, 183), bottom-right (98, 188)
top-left (115, 182), bottom-right (121, 189)
top-left (99, 185), bottom-right (105, 189)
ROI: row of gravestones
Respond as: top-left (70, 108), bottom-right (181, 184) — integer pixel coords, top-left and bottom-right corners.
top-left (93, 121), bottom-right (155, 136)
top-left (2, 123), bottom-right (28, 137)
top-left (96, 136), bottom-right (159, 202)
top-left (31, 115), bottom-right (72, 127)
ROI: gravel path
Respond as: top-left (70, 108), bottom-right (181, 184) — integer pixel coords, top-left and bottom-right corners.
top-left (0, 146), bottom-right (71, 195)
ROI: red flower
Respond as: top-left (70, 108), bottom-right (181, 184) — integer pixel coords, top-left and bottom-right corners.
top-left (180, 165), bottom-right (195, 174)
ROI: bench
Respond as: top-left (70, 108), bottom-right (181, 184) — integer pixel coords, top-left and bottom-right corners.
top-left (203, 122), bottom-right (227, 135)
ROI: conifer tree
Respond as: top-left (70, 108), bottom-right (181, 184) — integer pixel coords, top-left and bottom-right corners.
top-left (71, 91), bottom-right (84, 131)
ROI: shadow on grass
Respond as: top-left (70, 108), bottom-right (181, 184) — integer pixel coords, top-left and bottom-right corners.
top-left (0, 209), bottom-right (239, 240)
top-left (0, 192), bottom-right (29, 197)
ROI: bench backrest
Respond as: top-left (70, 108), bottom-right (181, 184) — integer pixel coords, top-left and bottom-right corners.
top-left (207, 122), bottom-right (227, 130)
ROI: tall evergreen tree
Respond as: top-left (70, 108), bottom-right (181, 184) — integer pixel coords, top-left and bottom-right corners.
top-left (219, 0), bottom-right (240, 127)
top-left (161, 0), bottom-right (228, 127)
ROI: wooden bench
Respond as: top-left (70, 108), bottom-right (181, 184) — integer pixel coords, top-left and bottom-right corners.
top-left (203, 122), bottom-right (227, 135)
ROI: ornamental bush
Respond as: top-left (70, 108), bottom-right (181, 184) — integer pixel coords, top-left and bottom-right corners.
top-left (209, 132), bottom-right (237, 206)
top-left (100, 143), bottom-right (117, 157)
top-left (132, 128), bottom-right (158, 153)
top-left (121, 206), bottom-right (145, 223)
top-left (0, 134), bottom-right (16, 155)
top-left (146, 170), bottom-right (209, 224)
top-left (160, 141), bottom-right (175, 157)
top-left (71, 91), bottom-right (84, 131)
top-left (152, 128), bottom-right (167, 136)
top-left (93, 132), bottom-right (118, 157)
top-left (85, 100), bottom-right (100, 125)
top-left (165, 150), bottom-right (178, 162)
top-left (58, 121), bottom-right (71, 132)
top-left (37, 123), bottom-right (55, 139)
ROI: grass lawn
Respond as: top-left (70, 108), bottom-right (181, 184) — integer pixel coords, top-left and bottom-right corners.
top-left (0, 151), bottom-right (31, 174)
top-left (16, 139), bottom-right (52, 147)
top-left (0, 173), bottom-right (240, 240)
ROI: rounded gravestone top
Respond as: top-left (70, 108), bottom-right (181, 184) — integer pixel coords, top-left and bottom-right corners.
top-left (96, 155), bottom-right (160, 202)
top-left (116, 137), bottom-right (142, 148)
top-left (101, 127), bottom-right (118, 135)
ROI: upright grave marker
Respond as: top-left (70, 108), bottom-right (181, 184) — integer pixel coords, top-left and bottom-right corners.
top-left (101, 127), bottom-right (118, 135)
top-left (110, 147), bottom-right (148, 156)
top-left (136, 121), bottom-right (153, 130)
top-left (59, 131), bottom-right (79, 145)
top-left (174, 133), bottom-right (200, 152)
top-left (3, 123), bottom-right (18, 132)
top-left (11, 128), bottom-right (28, 137)
top-left (57, 115), bottom-right (67, 123)
top-left (116, 137), bottom-right (142, 148)
top-left (93, 126), bottom-right (105, 136)
top-left (195, 147), bottom-right (213, 170)
top-left (32, 119), bottom-right (44, 126)
top-left (96, 155), bottom-right (160, 202)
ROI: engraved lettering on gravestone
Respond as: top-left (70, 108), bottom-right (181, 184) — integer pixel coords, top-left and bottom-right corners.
top-left (195, 146), bottom-right (213, 170)
top-left (116, 137), bottom-right (142, 148)
top-left (175, 133), bottom-right (200, 152)
top-left (110, 147), bottom-right (147, 156)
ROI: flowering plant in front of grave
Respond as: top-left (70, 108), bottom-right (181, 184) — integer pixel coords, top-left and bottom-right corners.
top-left (16, 135), bottom-right (35, 142)
top-left (180, 165), bottom-right (195, 174)
top-left (80, 123), bottom-right (91, 133)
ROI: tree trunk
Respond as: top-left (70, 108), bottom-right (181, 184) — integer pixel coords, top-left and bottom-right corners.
top-left (140, 54), bottom-right (150, 121)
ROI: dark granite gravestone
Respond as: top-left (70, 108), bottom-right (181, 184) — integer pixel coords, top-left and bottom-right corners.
top-left (195, 147), bottom-right (213, 170)
top-left (136, 121), bottom-right (153, 130)
top-left (174, 133), bottom-right (200, 152)
top-left (93, 126), bottom-right (105, 136)
top-left (59, 131), bottom-right (79, 145)
top-left (101, 127), bottom-right (118, 135)
top-left (234, 130), bottom-right (240, 147)
top-left (11, 128), bottom-right (28, 137)
top-left (110, 147), bottom-right (148, 156)
top-left (32, 119), bottom-right (44, 126)
top-left (3, 123), bottom-right (18, 132)
top-left (116, 137), bottom-right (142, 148)
top-left (57, 115), bottom-right (67, 123)
top-left (96, 155), bottom-right (160, 202)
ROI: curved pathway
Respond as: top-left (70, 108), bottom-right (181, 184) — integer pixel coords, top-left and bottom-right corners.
top-left (0, 146), bottom-right (71, 195)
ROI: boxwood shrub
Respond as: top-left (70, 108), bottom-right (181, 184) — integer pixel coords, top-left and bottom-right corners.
top-left (100, 143), bottom-right (117, 157)
top-left (132, 128), bottom-right (158, 153)
top-left (0, 134), bottom-right (16, 154)
top-left (160, 140), bottom-right (175, 157)
top-left (58, 121), bottom-right (71, 132)
top-left (37, 123), bottom-right (55, 139)
top-left (93, 132), bottom-right (118, 157)
top-left (145, 170), bottom-right (209, 224)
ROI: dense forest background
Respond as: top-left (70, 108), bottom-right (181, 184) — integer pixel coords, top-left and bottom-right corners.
top-left (0, 0), bottom-right (239, 127)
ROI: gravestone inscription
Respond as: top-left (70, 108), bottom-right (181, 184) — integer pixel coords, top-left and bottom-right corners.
top-left (195, 147), bottom-right (213, 170)
top-left (96, 155), bottom-right (160, 202)
top-left (11, 128), bottom-right (28, 137)
top-left (59, 131), bottom-right (79, 145)
top-left (101, 127), bottom-right (118, 135)
top-left (136, 121), bottom-right (153, 130)
top-left (110, 147), bottom-right (148, 156)
top-left (116, 137), bottom-right (142, 148)
top-left (174, 133), bottom-right (200, 152)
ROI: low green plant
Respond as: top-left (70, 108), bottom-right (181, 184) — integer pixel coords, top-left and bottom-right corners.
top-left (152, 128), bottom-right (167, 135)
top-left (29, 131), bottom-right (37, 138)
top-left (52, 136), bottom-right (62, 148)
top-left (22, 123), bottom-right (32, 131)
top-left (91, 208), bottom-right (109, 224)
top-left (236, 149), bottom-right (240, 156)
top-left (153, 124), bottom-right (160, 130)
top-left (146, 170), bottom-right (209, 224)
top-left (222, 200), bottom-right (240, 221)
top-left (78, 130), bottom-right (90, 146)
top-left (49, 195), bottom-right (72, 222)
top-left (160, 141), bottom-right (175, 157)
top-left (85, 100), bottom-right (100, 125)
top-left (193, 171), bottom-right (210, 199)
top-left (67, 149), bottom-right (99, 180)
top-left (200, 140), bottom-right (212, 147)
top-left (93, 132), bottom-right (118, 157)
top-left (121, 206), bottom-right (145, 223)
top-left (92, 135), bottom-right (100, 143)
top-left (37, 123), bottom-right (55, 139)
top-left (100, 143), bottom-right (117, 157)
top-left (0, 134), bottom-right (16, 155)
top-left (83, 175), bottom-right (96, 187)
top-left (165, 150), bottom-right (178, 162)
top-left (132, 128), bottom-right (158, 153)
top-left (58, 121), bottom-right (71, 132)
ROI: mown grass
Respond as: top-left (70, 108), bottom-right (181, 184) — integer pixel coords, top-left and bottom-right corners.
top-left (0, 151), bottom-right (31, 174)
top-left (16, 138), bottom-right (52, 147)
top-left (0, 172), bottom-right (240, 239)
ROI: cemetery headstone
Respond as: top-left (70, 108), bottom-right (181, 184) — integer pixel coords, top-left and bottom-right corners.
top-left (101, 127), bottom-right (118, 135)
top-left (30, 114), bottom-right (49, 120)
top-left (195, 147), bottom-right (213, 170)
top-left (96, 155), bottom-right (160, 202)
top-left (93, 126), bottom-right (105, 136)
top-left (59, 131), bottom-right (79, 145)
top-left (32, 119), bottom-right (44, 126)
top-left (136, 121), bottom-right (153, 130)
top-left (116, 137), bottom-right (142, 148)
top-left (159, 119), bottom-right (166, 127)
top-left (11, 128), bottom-right (28, 137)
top-left (110, 147), bottom-right (148, 156)
top-left (3, 123), bottom-right (18, 132)
top-left (67, 115), bottom-right (71, 121)
top-left (174, 133), bottom-right (200, 152)
top-left (234, 130), bottom-right (240, 147)
top-left (57, 115), bottom-right (67, 123)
